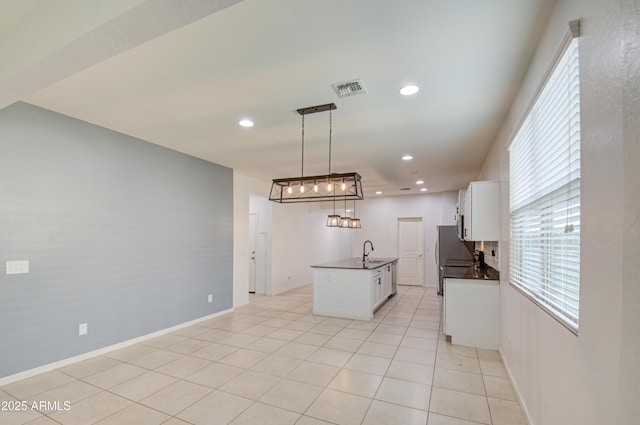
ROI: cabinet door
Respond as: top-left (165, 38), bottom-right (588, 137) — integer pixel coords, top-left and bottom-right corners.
top-left (372, 272), bottom-right (384, 309)
top-left (371, 272), bottom-right (379, 308)
top-left (377, 274), bottom-right (385, 303)
top-left (457, 190), bottom-right (466, 222)
top-left (443, 279), bottom-right (447, 335)
top-left (384, 265), bottom-right (392, 296)
top-left (463, 187), bottom-right (471, 240)
top-left (445, 278), bottom-right (499, 349)
top-left (465, 181), bottom-right (499, 241)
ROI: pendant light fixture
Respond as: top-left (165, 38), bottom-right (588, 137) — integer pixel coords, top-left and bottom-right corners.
top-left (326, 182), bottom-right (340, 227)
top-left (326, 107), bottom-right (340, 227)
top-left (350, 198), bottom-right (361, 229)
top-left (269, 103), bottom-right (364, 203)
top-left (340, 195), bottom-right (351, 228)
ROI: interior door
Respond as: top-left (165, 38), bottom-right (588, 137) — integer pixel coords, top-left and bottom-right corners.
top-left (248, 213), bottom-right (257, 293)
top-left (397, 217), bottom-right (424, 286)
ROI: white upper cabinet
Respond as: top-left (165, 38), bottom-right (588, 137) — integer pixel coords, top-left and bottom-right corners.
top-left (463, 181), bottom-right (500, 241)
top-left (456, 189), bottom-right (466, 223)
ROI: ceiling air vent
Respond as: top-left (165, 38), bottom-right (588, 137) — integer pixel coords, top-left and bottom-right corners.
top-left (399, 187), bottom-right (411, 191)
top-left (332, 79), bottom-right (367, 98)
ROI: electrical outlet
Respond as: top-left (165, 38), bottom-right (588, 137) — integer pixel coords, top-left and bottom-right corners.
top-left (78, 323), bottom-right (88, 336)
top-left (208, 294), bottom-right (213, 303)
top-left (6, 260), bottom-right (29, 274)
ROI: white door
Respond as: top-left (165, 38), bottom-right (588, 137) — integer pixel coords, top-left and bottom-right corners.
top-left (249, 213), bottom-right (257, 293)
top-left (397, 217), bottom-right (424, 286)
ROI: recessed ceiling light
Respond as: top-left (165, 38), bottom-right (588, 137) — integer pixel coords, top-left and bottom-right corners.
top-left (239, 119), bottom-right (254, 128)
top-left (400, 85), bottom-right (419, 96)
top-left (376, 191), bottom-right (382, 195)
top-left (402, 155), bottom-right (413, 161)
top-left (416, 179), bottom-right (424, 185)
top-left (420, 187), bottom-right (428, 192)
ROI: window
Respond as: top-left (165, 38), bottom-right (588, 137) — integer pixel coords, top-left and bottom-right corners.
top-left (509, 35), bottom-right (581, 333)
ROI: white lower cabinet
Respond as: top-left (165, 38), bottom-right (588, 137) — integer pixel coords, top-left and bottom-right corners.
top-left (444, 278), bottom-right (499, 349)
top-left (383, 264), bottom-right (392, 298)
top-left (372, 271), bottom-right (385, 310)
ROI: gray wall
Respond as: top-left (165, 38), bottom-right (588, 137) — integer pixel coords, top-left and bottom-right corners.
top-left (0, 103), bottom-right (233, 378)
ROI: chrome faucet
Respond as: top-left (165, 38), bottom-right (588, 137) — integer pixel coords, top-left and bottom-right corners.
top-left (362, 240), bottom-right (374, 262)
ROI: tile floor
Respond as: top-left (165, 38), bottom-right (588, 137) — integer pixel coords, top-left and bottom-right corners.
top-left (0, 285), bottom-right (528, 425)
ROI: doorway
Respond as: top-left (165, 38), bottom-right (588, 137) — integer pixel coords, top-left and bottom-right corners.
top-left (249, 213), bottom-right (257, 294)
top-left (397, 217), bottom-right (424, 286)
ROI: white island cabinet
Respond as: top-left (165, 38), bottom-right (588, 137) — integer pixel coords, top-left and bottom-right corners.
top-left (311, 258), bottom-right (397, 320)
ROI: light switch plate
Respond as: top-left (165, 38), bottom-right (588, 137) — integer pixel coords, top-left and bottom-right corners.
top-left (78, 323), bottom-right (88, 336)
top-left (6, 260), bottom-right (29, 274)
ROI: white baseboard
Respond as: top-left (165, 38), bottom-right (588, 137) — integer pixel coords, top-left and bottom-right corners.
top-left (498, 346), bottom-right (533, 425)
top-left (270, 281), bottom-right (312, 296)
top-left (0, 307), bottom-right (234, 387)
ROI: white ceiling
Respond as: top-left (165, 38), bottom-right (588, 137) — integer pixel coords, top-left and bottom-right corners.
top-left (4, 0), bottom-right (555, 197)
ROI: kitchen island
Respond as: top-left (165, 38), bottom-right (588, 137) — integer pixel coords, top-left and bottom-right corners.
top-left (311, 258), bottom-right (398, 320)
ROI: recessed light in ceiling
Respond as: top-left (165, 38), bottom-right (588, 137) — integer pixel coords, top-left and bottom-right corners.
top-left (239, 119), bottom-right (254, 127)
top-left (400, 85), bottom-right (419, 96)
top-left (376, 191), bottom-right (382, 195)
top-left (420, 187), bottom-right (428, 192)
top-left (402, 155), bottom-right (413, 161)
top-left (416, 179), bottom-right (424, 185)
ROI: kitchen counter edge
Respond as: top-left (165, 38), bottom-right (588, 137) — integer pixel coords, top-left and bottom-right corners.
top-left (311, 257), bottom-right (398, 270)
top-left (443, 265), bottom-right (500, 281)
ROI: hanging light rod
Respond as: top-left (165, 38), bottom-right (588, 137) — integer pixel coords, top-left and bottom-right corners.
top-left (269, 102), bottom-right (364, 204)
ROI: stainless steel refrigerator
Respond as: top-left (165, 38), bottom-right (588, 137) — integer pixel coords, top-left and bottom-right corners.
top-left (435, 225), bottom-right (474, 295)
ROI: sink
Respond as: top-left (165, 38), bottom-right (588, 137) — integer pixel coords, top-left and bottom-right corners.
top-left (363, 259), bottom-right (386, 264)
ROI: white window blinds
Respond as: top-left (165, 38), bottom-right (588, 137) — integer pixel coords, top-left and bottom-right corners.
top-left (509, 36), bottom-right (581, 333)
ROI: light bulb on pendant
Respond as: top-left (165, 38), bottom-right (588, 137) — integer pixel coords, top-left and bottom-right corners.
top-left (327, 182), bottom-right (333, 191)
top-left (341, 180), bottom-right (346, 191)
top-left (313, 181), bottom-right (319, 192)
top-left (287, 184), bottom-right (292, 195)
top-left (300, 184), bottom-right (305, 193)
top-left (350, 198), bottom-right (361, 229)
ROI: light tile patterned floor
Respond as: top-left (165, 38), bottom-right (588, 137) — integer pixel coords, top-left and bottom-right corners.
top-left (0, 285), bottom-right (527, 425)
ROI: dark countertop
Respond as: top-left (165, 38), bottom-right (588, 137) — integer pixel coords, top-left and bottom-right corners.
top-left (311, 257), bottom-right (398, 270)
top-left (443, 265), bottom-right (500, 280)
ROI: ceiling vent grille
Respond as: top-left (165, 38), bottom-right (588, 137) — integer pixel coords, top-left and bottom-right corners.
top-left (332, 79), bottom-right (367, 98)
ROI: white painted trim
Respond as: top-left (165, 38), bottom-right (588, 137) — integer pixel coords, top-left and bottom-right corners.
top-left (498, 347), bottom-right (533, 425)
top-left (270, 281), bottom-right (312, 296)
top-left (0, 308), bottom-right (234, 386)
top-left (233, 299), bottom-right (251, 309)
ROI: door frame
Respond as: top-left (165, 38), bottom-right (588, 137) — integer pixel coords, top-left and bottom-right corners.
top-left (249, 212), bottom-right (258, 294)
